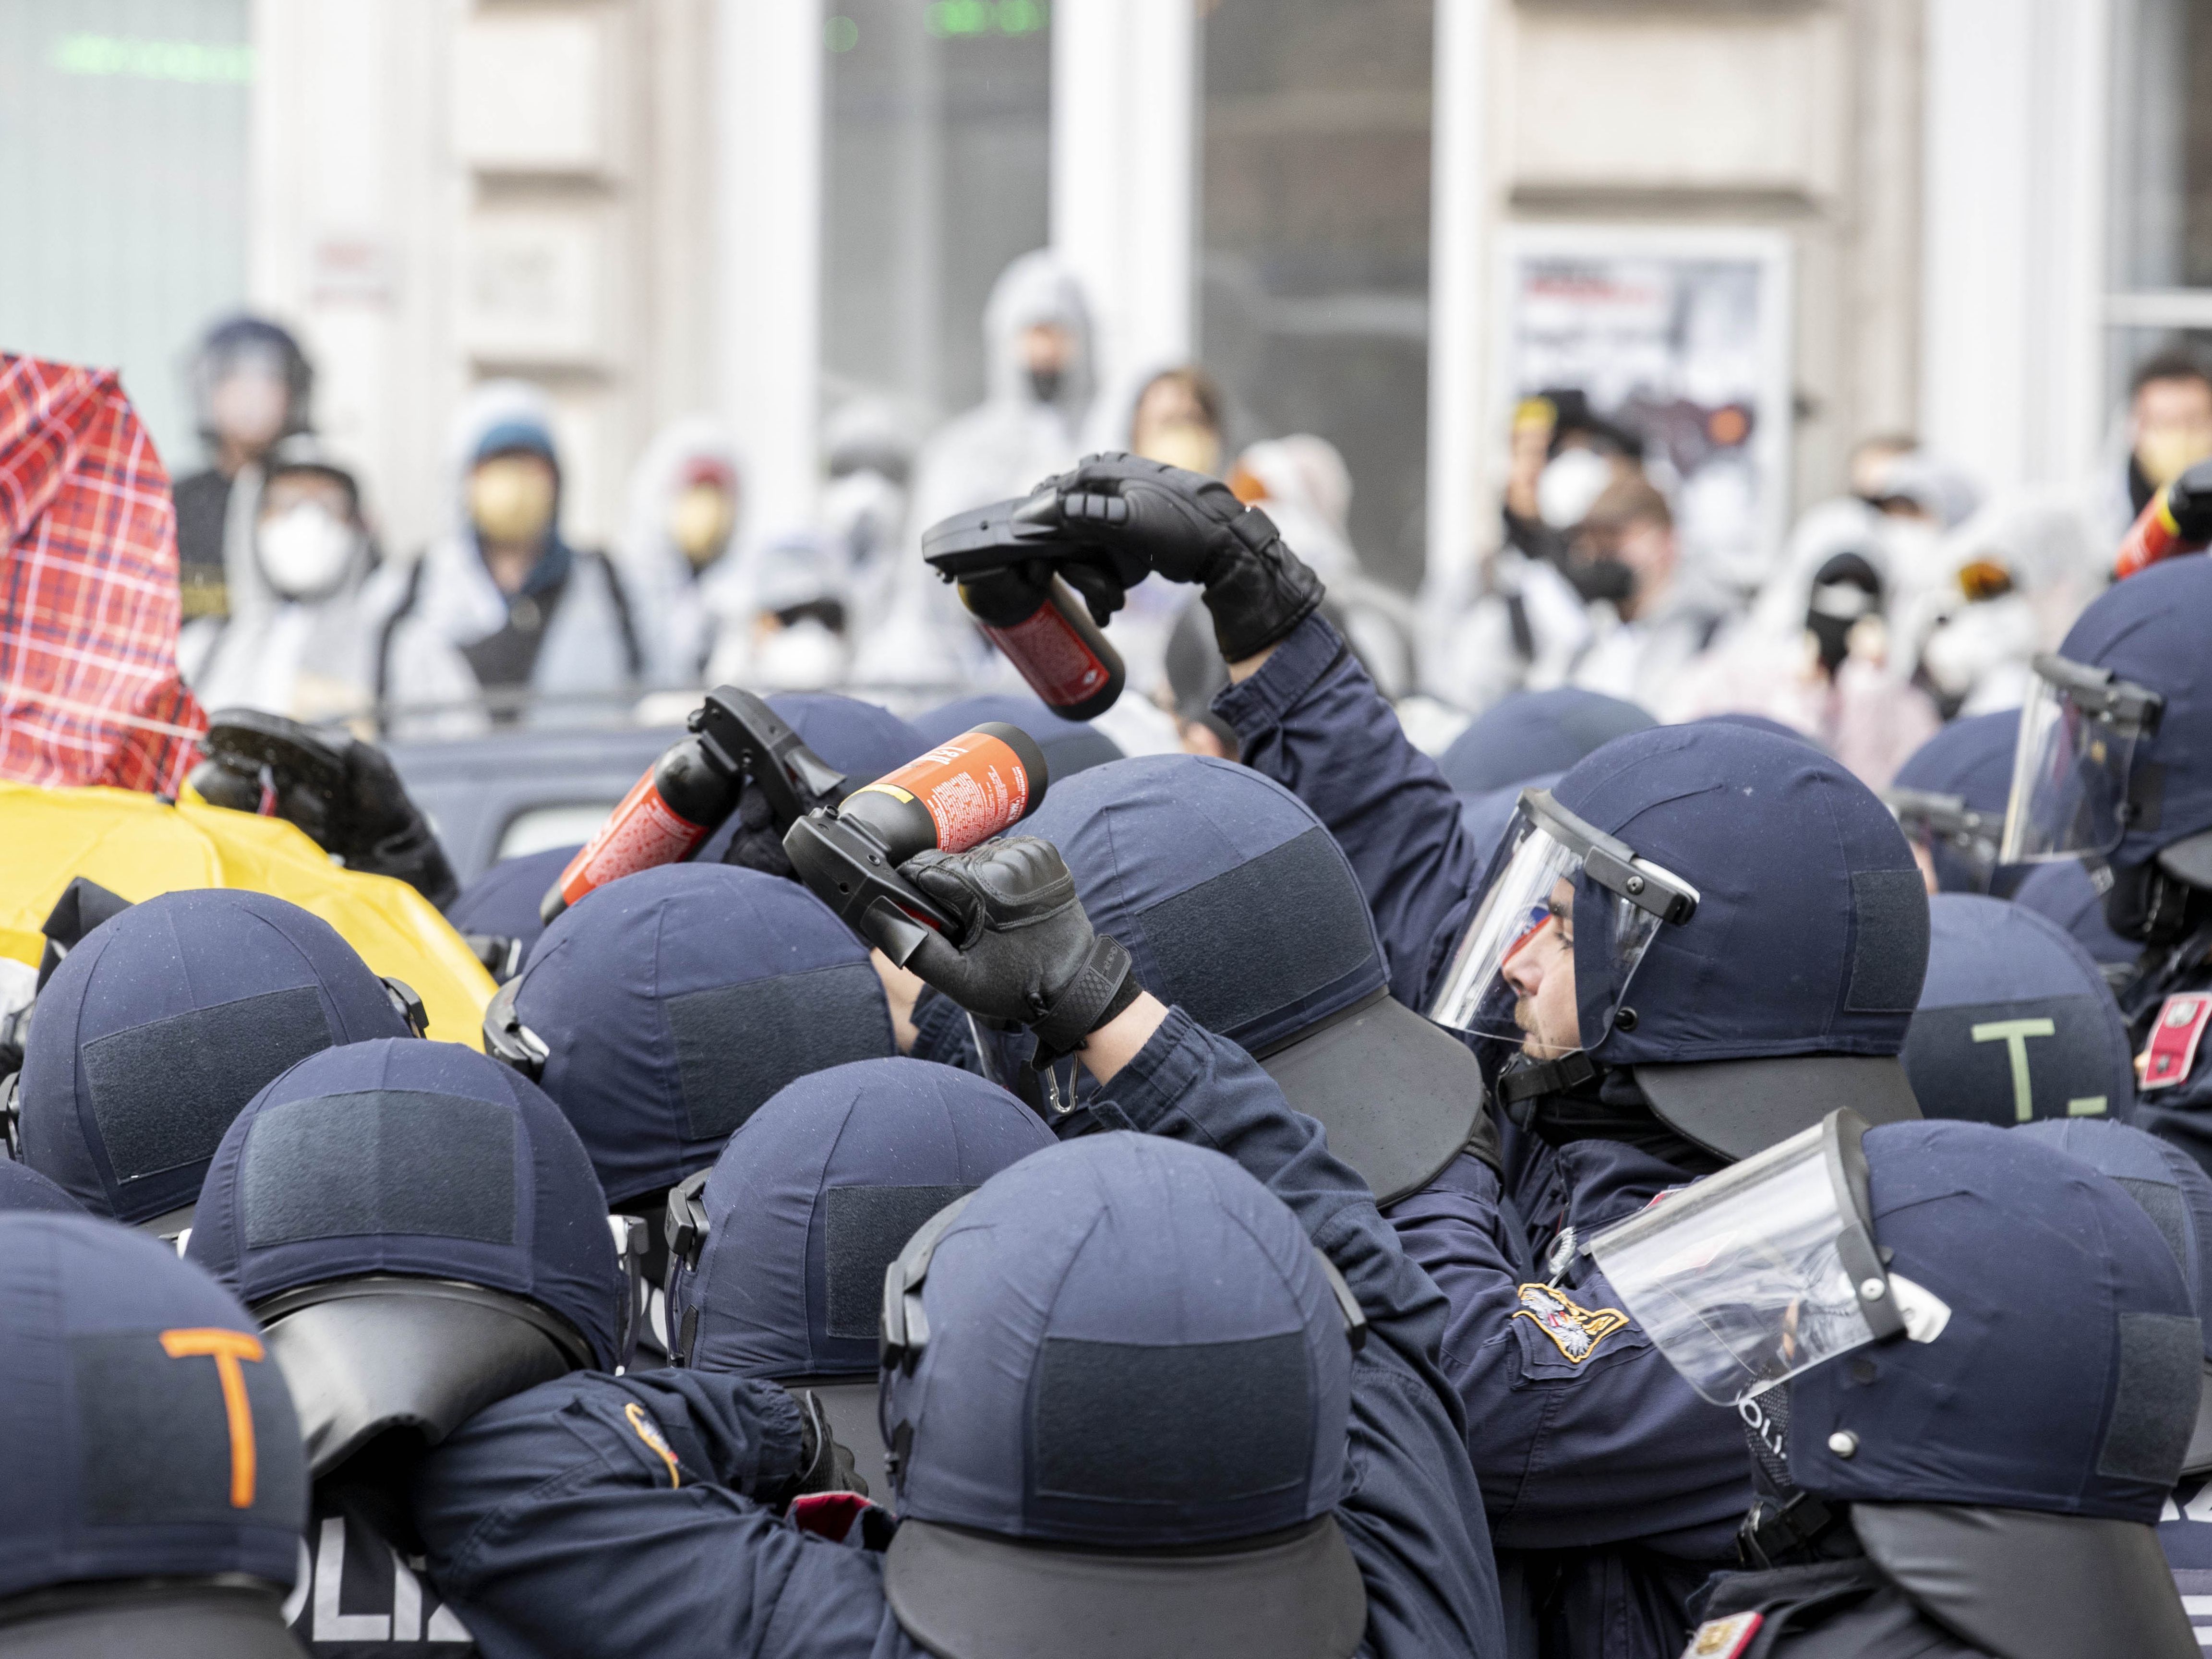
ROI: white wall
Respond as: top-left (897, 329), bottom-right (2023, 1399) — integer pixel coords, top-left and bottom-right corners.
top-left (1050, 0), bottom-right (1196, 409)
top-left (1920, 0), bottom-right (2109, 497)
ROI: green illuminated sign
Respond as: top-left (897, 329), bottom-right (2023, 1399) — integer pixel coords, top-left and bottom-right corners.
top-left (926, 0), bottom-right (1048, 40)
top-left (51, 34), bottom-right (254, 84)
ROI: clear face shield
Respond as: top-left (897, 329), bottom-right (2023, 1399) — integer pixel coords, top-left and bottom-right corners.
top-left (1587, 1110), bottom-right (1950, 1406)
top-left (1882, 787), bottom-right (2000, 889)
top-left (1999, 652), bottom-right (2165, 865)
top-left (1426, 789), bottom-right (1699, 1053)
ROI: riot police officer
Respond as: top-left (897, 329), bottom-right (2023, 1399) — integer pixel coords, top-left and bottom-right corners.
top-left (987, 455), bottom-right (1931, 1658)
top-left (664, 1056), bottom-right (1054, 1495)
top-left (1627, 1114), bottom-right (2198, 1657)
top-left (1903, 892), bottom-right (2136, 1126)
top-left (186, 1037), bottom-right (634, 1658)
top-left (15, 889), bottom-right (415, 1236)
top-left (481, 860), bottom-right (902, 1356)
top-left (0, 1213), bottom-right (310, 1656)
top-left (1995, 556), bottom-right (2212, 1175)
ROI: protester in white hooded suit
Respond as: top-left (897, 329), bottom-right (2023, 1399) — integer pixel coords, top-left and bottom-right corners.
top-left (363, 381), bottom-right (646, 737)
top-left (614, 416), bottom-right (745, 686)
top-left (859, 251), bottom-right (1097, 685)
top-left (180, 433), bottom-right (381, 723)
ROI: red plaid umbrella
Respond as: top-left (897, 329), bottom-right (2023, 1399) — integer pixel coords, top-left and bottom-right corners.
top-left (0, 354), bottom-right (206, 793)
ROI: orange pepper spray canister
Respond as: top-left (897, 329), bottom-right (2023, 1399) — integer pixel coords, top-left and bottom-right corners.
top-left (781, 723), bottom-right (1051, 963)
top-left (541, 735), bottom-right (739, 925)
top-left (2115, 457), bottom-right (2212, 579)
top-left (953, 568), bottom-right (1126, 723)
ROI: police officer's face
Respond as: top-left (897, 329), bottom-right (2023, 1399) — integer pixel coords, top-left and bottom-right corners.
top-left (1501, 881), bottom-right (1581, 1060)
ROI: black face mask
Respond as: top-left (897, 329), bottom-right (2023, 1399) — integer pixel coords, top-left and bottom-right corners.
top-left (2104, 856), bottom-right (2212, 947)
top-left (1027, 366), bottom-right (1064, 406)
top-left (1566, 554), bottom-right (1636, 607)
top-left (1502, 1056), bottom-right (1727, 1176)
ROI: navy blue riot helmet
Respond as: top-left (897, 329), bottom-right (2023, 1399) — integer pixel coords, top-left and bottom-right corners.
top-left (1904, 892), bottom-right (2135, 1126)
top-left (664, 1057), bottom-right (1052, 1496)
top-left (877, 1132), bottom-right (1370, 1659)
top-left (915, 693), bottom-right (1122, 781)
top-left (1430, 721), bottom-right (1927, 1159)
top-left (2018, 1117), bottom-right (2212, 1479)
top-left (486, 862), bottom-right (898, 1213)
top-left (2001, 556), bottom-right (2212, 940)
top-left (1594, 1115), bottom-right (2200, 1656)
top-left (0, 1213), bottom-right (307, 1656)
top-left (1438, 686), bottom-right (1653, 796)
top-left (17, 889), bottom-right (413, 1231)
top-left (1022, 753), bottom-right (1484, 1202)
top-left (1886, 709), bottom-right (2020, 894)
top-left (188, 1038), bottom-right (625, 1479)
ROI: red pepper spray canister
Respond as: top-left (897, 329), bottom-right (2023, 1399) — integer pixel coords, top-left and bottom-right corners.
top-left (954, 569), bottom-right (1126, 723)
top-left (782, 722), bottom-right (1051, 962)
top-left (540, 735), bottom-right (741, 925)
top-left (2116, 457), bottom-right (2212, 579)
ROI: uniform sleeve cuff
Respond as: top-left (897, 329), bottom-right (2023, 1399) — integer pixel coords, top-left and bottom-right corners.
top-left (1096, 1005), bottom-right (1215, 1138)
top-left (1211, 612), bottom-right (1347, 738)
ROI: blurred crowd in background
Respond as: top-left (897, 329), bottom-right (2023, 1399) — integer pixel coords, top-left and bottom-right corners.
top-left (167, 253), bottom-right (2202, 791)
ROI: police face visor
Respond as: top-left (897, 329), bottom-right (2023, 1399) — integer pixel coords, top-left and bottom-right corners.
top-left (1882, 786), bottom-right (2000, 888)
top-left (1999, 652), bottom-right (2164, 865)
top-left (1426, 789), bottom-right (1697, 1048)
top-left (1587, 1109), bottom-right (1950, 1406)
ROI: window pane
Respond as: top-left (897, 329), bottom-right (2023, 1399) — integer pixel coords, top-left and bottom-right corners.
top-left (2110, 0), bottom-right (2212, 290)
top-left (1200, 0), bottom-right (1432, 589)
top-left (0, 0), bottom-right (251, 470)
top-left (822, 0), bottom-right (1052, 424)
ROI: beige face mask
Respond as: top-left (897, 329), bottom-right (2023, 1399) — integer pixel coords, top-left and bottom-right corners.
top-left (1137, 421), bottom-right (1222, 479)
top-left (469, 454), bottom-right (557, 544)
top-left (2137, 427), bottom-right (2212, 491)
top-left (669, 483), bottom-right (735, 569)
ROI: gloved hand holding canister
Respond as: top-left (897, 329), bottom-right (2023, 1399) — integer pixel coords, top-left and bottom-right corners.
top-left (896, 836), bottom-right (1142, 1066)
top-left (1046, 452), bottom-right (1327, 663)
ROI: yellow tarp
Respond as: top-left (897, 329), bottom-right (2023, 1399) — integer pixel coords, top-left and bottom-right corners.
top-left (0, 781), bottom-right (494, 1047)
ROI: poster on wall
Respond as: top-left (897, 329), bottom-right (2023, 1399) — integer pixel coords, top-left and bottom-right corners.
top-left (1497, 227), bottom-right (1794, 590)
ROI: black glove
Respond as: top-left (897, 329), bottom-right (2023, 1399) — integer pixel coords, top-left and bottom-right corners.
top-left (1047, 453), bottom-right (1325, 661)
top-left (721, 781), bottom-right (799, 881)
top-left (899, 837), bottom-right (1141, 1064)
top-left (780, 1388), bottom-right (867, 1503)
top-left (327, 739), bottom-right (459, 911)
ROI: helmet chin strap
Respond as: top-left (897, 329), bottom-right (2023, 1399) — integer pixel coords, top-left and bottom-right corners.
top-left (1493, 1050), bottom-right (1600, 1121)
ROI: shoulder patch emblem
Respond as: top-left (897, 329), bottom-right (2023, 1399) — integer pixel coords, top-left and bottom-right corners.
top-left (1513, 1282), bottom-right (1629, 1363)
top-left (1682, 1611), bottom-right (1762, 1658)
top-left (624, 1401), bottom-right (681, 1488)
top-left (2141, 994), bottom-right (2212, 1092)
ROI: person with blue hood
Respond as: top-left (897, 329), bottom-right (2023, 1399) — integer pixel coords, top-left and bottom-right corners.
top-left (0, 1213), bottom-right (311, 1657)
top-left (662, 1057), bottom-right (1055, 1497)
top-left (1608, 1114), bottom-right (2198, 1657)
top-left (2015, 1117), bottom-right (2212, 1647)
top-left (363, 381), bottom-right (647, 737)
top-left (12, 888), bottom-right (418, 1238)
top-left (479, 862), bottom-right (904, 1355)
top-left (187, 1037), bottom-right (637, 1658)
top-left (1882, 709), bottom-right (2020, 896)
top-left (402, 833), bottom-right (1505, 1659)
top-left (970, 453), bottom-right (1933, 1658)
top-left (1902, 893), bottom-right (2136, 1128)
top-left (1993, 556), bottom-right (2212, 1176)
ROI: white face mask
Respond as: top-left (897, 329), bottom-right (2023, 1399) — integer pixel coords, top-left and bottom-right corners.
top-left (257, 503), bottom-right (360, 600)
top-left (751, 616), bottom-right (848, 690)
